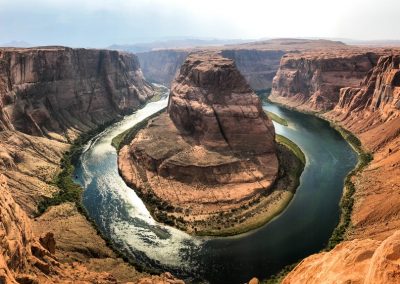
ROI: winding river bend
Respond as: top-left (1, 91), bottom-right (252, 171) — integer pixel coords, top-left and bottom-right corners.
top-left (76, 94), bottom-right (357, 284)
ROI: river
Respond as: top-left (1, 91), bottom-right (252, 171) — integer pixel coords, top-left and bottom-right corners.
top-left (76, 94), bottom-right (357, 283)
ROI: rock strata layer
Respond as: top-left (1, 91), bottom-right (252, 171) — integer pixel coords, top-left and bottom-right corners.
top-left (0, 47), bottom-right (180, 283)
top-left (270, 52), bottom-right (400, 283)
top-left (0, 47), bottom-right (153, 139)
top-left (327, 54), bottom-right (400, 241)
top-left (270, 51), bottom-right (382, 111)
top-left (283, 230), bottom-right (400, 284)
top-left (119, 52), bottom-right (279, 234)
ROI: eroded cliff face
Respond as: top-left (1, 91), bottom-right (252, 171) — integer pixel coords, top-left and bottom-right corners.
top-left (167, 51), bottom-right (276, 154)
top-left (137, 49), bottom-right (189, 86)
top-left (270, 51), bottom-right (381, 111)
top-left (0, 47), bottom-right (163, 283)
top-left (327, 54), bottom-right (400, 241)
top-left (273, 53), bottom-right (400, 283)
top-left (283, 230), bottom-right (400, 284)
top-left (331, 54), bottom-right (400, 132)
top-left (0, 174), bottom-right (125, 284)
top-left (0, 47), bottom-right (154, 139)
top-left (221, 49), bottom-right (285, 90)
top-left (138, 49), bottom-right (285, 90)
top-left (119, 52), bottom-right (280, 234)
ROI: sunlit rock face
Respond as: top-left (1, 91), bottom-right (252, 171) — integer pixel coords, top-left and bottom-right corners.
top-left (119, 52), bottom-right (279, 234)
top-left (0, 47), bottom-right (153, 137)
top-left (283, 230), bottom-right (400, 284)
top-left (167, 51), bottom-right (277, 154)
top-left (271, 51), bottom-right (381, 111)
top-left (272, 52), bottom-right (400, 284)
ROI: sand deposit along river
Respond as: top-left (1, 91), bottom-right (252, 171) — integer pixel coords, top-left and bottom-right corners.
top-left (76, 93), bottom-right (357, 284)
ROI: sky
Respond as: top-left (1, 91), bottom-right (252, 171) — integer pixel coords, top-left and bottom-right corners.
top-left (1, 0), bottom-right (399, 47)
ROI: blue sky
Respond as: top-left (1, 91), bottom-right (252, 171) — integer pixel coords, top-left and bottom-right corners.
top-left (1, 0), bottom-right (399, 47)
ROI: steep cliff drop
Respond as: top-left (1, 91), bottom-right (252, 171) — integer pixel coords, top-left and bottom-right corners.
top-left (270, 51), bottom-right (381, 111)
top-left (136, 39), bottom-right (349, 91)
top-left (0, 47), bottom-right (177, 283)
top-left (0, 47), bottom-right (153, 139)
top-left (283, 231), bottom-right (400, 284)
top-left (270, 52), bottom-right (400, 283)
top-left (137, 49), bottom-right (189, 87)
top-left (328, 54), bottom-right (400, 240)
top-left (0, 172), bottom-right (145, 284)
top-left (119, 52), bottom-right (285, 235)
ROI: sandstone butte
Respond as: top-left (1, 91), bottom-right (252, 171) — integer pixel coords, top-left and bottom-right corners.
top-left (269, 52), bottom-right (400, 283)
top-left (118, 51), bottom-right (290, 235)
top-left (0, 47), bottom-right (183, 283)
top-left (1, 41), bottom-right (400, 284)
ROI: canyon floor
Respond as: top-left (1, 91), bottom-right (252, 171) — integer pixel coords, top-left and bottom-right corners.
top-left (1, 40), bottom-right (399, 284)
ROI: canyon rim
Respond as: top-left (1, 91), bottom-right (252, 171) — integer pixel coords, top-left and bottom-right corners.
top-left (1, 1), bottom-right (400, 283)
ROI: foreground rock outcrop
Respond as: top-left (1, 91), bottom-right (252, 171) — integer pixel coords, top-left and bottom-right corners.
top-left (119, 52), bottom-right (282, 235)
top-left (0, 173), bottom-right (132, 283)
top-left (283, 230), bottom-right (400, 284)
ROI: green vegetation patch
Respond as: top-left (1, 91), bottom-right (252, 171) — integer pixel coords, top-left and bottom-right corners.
top-left (264, 262), bottom-right (299, 284)
top-left (276, 134), bottom-right (306, 165)
top-left (37, 120), bottom-right (118, 215)
top-left (327, 123), bottom-right (373, 250)
top-left (111, 108), bottom-right (166, 151)
top-left (265, 110), bottom-right (289, 126)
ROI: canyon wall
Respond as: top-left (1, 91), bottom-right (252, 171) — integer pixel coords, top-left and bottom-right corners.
top-left (283, 230), bottom-right (400, 284)
top-left (0, 47), bottom-right (154, 139)
top-left (327, 54), bottom-right (400, 241)
top-left (271, 52), bottom-right (400, 283)
top-left (136, 40), bottom-right (353, 91)
top-left (137, 48), bottom-right (286, 90)
top-left (137, 49), bottom-right (189, 86)
top-left (221, 49), bottom-right (285, 90)
top-left (270, 51), bottom-right (381, 111)
top-left (0, 47), bottom-right (158, 283)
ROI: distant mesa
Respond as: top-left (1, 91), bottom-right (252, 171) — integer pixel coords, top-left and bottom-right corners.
top-left (118, 51), bottom-right (285, 235)
top-left (0, 40), bottom-right (32, 48)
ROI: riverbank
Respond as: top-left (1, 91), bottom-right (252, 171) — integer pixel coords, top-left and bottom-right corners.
top-left (266, 96), bottom-right (372, 249)
top-left (113, 110), bottom-right (305, 237)
top-left (261, 96), bottom-right (371, 283)
top-left (34, 94), bottom-right (173, 281)
top-left (34, 117), bottom-right (158, 273)
top-left (326, 123), bottom-right (373, 249)
top-left (37, 119), bottom-right (119, 215)
top-left (265, 110), bottom-right (289, 126)
top-left (77, 96), bottom-right (359, 283)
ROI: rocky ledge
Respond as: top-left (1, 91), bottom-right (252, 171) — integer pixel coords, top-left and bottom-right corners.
top-left (0, 47), bottom-right (154, 140)
top-left (270, 51), bottom-right (400, 283)
top-left (118, 52), bottom-right (290, 235)
top-left (270, 50), bottom-right (382, 111)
